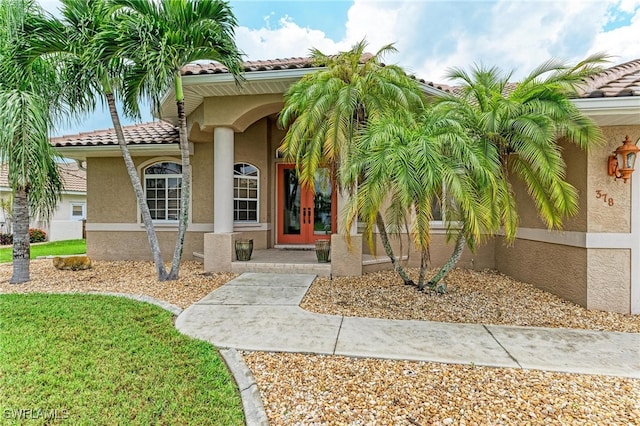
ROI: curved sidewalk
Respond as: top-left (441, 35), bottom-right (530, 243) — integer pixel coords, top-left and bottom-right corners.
top-left (176, 273), bottom-right (640, 379)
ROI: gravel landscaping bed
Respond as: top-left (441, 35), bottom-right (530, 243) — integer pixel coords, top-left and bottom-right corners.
top-left (2, 260), bottom-right (638, 425)
top-left (302, 268), bottom-right (640, 333)
top-left (0, 259), bottom-right (234, 308)
top-left (243, 352), bottom-right (640, 425)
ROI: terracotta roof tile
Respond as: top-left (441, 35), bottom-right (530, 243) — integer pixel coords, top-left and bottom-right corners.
top-left (182, 57), bottom-right (318, 76)
top-left (579, 59), bottom-right (640, 98)
top-left (50, 121), bottom-right (179, 148)
top-left (58, 162), bottom-right (86, 192)
top-left (0, 161), bottom-right (86, 193)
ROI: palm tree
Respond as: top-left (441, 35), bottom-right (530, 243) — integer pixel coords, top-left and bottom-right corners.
top-left (33, 0), bottom-right (172, 280)
top-left (341, 107), bottom-right (499, 290)
top-left (111, 0), bottom-right (243, 280)
top-left (429, 56), bottom-right (608, 287)
top-left (0, 0), bottom-right (64, 283)
top-left (278, 40), bottom-right (425, 284)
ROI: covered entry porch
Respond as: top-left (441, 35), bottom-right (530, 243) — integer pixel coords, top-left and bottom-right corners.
top-left (197, 240), bottom-right (401, 278)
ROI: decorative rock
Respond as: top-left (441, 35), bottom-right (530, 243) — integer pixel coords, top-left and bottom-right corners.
top-left (52, 256), bottom-right (93, 271)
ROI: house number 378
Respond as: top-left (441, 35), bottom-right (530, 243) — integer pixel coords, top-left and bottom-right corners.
top-left (595, 190), bottom-right (614, 206)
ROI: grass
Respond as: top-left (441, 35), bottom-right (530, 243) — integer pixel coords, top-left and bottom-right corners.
top-left (0, 239), bottom-right (86, 263)
top-left (0, 294), bottom-right (245, 425)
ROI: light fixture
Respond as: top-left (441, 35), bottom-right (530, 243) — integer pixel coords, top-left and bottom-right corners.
top-left (607, 135), bottom-right (640, 183)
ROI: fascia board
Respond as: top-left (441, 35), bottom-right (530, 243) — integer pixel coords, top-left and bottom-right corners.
top-left (55, 143), bottom-right (189, 160)
top-left (572, 97), bottom-right (640, 115)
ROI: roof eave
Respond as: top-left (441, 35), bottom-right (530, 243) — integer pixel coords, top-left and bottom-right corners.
top-left (54, 142), bottom-right (187, 161)
top-left (157, 67), bottom-right (324, 123)
top-left (573, 97), bottom-right (640, 126)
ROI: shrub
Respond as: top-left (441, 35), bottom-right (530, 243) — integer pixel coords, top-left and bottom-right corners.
top-left (29, 228), bottom-right (47, 243)
top-left (0, 233), bottom-right (12, 245)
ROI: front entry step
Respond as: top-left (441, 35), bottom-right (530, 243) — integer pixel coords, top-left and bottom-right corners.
top-left (231, 261), bottom-right (331, 277)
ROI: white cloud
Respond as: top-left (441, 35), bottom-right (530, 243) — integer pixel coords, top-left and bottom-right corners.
top-left (235, 16), bottom-right (349, 61)
top-left (590, 7), bottom-right (640, 62)
top-left (335, 0), bottom-right (638, 83)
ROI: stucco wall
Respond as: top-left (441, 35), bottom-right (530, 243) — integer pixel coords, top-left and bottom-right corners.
top-left (587, 248), bottom-right (631, 313)
top-left (509, 137), bottom-right (588, 232)
top-left (587, 126), bottom-right (638, 233)
top-left (87, 230), bottom-right (203, 261)
top-left (87, 157), bottom-right (139, 223)
top-left (235, 118), bottom-right (270, 224)
top-left (371, 231), bottom-right (495, 271)
top-left (495, 238), bottom-right (588, 307)
top-left (192, 143), bottom-right (214, 223)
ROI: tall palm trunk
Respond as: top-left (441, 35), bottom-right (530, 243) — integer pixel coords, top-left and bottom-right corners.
top-left (376, 212), bottom-right (414, 286)
top-left (105, 91), bottom-right (168, 281)
top-left (167, 74), bottom-right (190, 280)
top-left (10, 187), bottom-right (29, 284)
top-left (427, 231), bottom-right (465, 292)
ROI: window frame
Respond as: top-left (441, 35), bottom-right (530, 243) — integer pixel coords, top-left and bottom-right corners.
top-left (70, 202), bottom-right (86, 220)
top-left (233, 162), bottom-right (259, 223)
top-left (143, 161), bottom-right (183, 224)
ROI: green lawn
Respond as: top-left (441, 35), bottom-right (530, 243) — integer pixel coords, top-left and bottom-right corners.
top-left (0, 239), bottom-right (86, 263)
top-left (0, 294), bottom-right (244, 425)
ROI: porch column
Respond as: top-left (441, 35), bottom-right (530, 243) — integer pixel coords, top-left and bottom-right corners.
top-left (214, 126), bottom-right (234, 233)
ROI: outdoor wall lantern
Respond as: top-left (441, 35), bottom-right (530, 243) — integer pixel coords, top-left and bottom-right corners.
top-left (607, 135), bottom-right (640, 183)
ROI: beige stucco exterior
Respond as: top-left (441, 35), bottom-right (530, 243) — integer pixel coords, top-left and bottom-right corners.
top-left (587, 248), bottom-right (631, 313)
top-left (493, 124), bottom-right (640, 313)
top-left (495, 238), bottom-right (588, 307)
top-left (63, 66), bottom-right (640, 314)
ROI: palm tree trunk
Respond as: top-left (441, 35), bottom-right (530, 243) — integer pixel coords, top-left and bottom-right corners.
top-left (427, 231), bottom-right (465, 292)
top-left (10, 187), bottom-right (29, 284)
top-left (376, 212), bottom-right (414, 286)
top-left (166, 92), bottom-right (190, 280)
top-left (417, 245), bottom-right (428, 289)
top-left (105, 92), bottom-right (168, 281)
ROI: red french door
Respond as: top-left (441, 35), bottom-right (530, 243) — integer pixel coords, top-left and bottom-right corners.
top-left (277, 164), bottom-right (336, 244)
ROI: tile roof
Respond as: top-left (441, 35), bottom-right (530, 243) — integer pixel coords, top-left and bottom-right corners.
top-left (49, 58), bottom-right (640, 150)
top-left (50, 120), bottom-right (179, 148)
top-left (58, 162), bottom-right (86, 192)
top-left (182, 57), bottom-right (317, 75)
top-left (0, 161), bottom-right (86, 193)
top-left (181, 55), bottom-right (451, 93)
top-left (578, 59), bottom-right (640, 98)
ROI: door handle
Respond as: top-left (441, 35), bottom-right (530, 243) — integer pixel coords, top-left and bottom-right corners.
top-left (302, 207), bottom-right (311, 224)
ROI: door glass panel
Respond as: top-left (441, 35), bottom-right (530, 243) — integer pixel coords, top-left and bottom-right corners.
top-left (313, 168), bottom-right (332, 235)
top-left (283, 169), bottom-right (301, 235)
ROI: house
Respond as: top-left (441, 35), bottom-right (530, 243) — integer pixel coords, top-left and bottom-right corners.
top-left (51, 57), bottom-right (640, 315)
top-left (0, 161), bottom-right (86, 241)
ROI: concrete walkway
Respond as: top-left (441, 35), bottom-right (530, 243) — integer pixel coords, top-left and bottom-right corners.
top-left (176, 273), bottom-right (640, 379)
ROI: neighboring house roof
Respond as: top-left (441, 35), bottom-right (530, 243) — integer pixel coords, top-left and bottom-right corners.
top-left (578, 59), bottom-right (640, 98)
top-left (0, 161), bottom-right (86, 193)
top-left (58, 162), bottom-right (86, 193)
top-left (50, 120), bottom-right (179, 148)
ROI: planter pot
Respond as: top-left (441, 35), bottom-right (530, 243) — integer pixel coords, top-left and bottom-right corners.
top-left (235, 239), bottom-right (253, 261)
top-left (315, 239), bottom-right (331, 263)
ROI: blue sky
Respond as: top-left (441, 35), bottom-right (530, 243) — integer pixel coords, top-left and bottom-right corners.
top-left (39, 0), bottom-right (640, 136)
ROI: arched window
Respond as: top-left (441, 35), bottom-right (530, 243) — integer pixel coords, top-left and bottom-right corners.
top-left (234, 163), bottom-right (259, 222)
top-left (144, 162), bottom-right (182, 221)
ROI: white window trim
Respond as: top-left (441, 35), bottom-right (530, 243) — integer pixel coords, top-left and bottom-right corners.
top-left (233, 162), bottom-right (260, 223)
top-left (70, 202), bottom-right (86, 220)
top-left (138, 158), bottom-right (191, 226)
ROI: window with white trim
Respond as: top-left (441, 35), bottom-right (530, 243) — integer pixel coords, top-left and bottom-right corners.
top-left (70, 203), bottom-right (86, 220)
top-left (234, 163), bottom-right (259, 222)
top-left (144, 162), bottom-right (182, 222)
